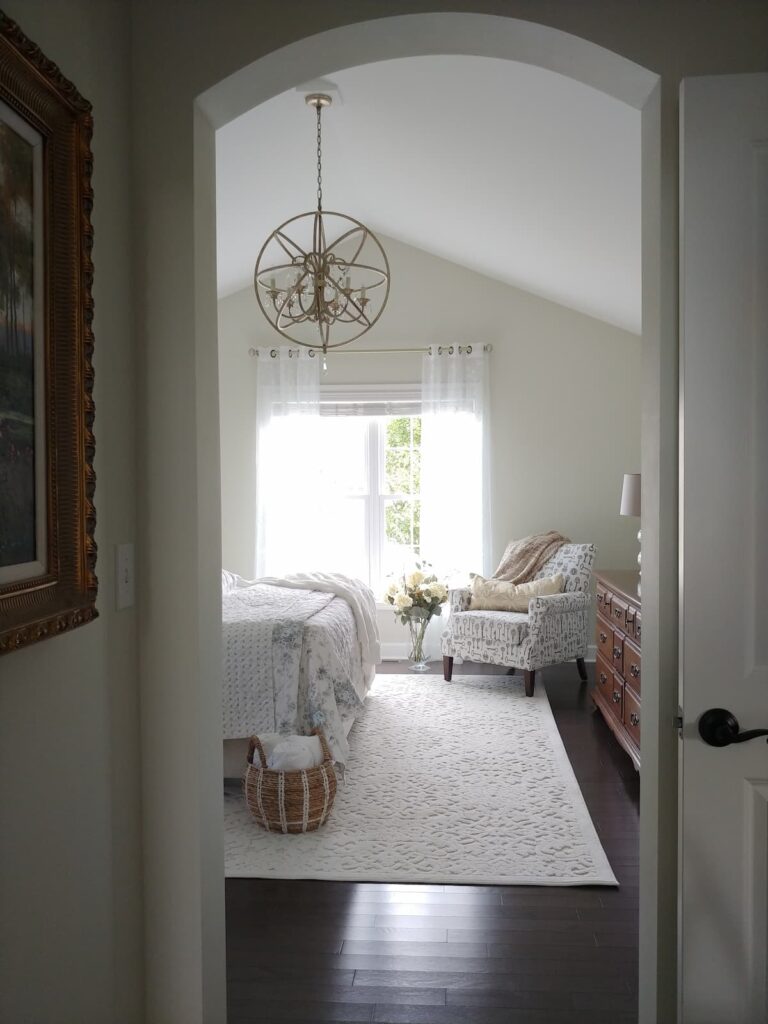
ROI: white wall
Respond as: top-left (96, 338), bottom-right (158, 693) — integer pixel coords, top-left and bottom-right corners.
top-left (218, 235), bottom-right (642, 651)
top-left (0, 3), bottom-right (142, 1022)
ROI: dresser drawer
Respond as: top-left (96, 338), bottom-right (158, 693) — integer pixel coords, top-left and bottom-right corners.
top-left (625, 603), bottom-right (636, 637)
top-left (624, 686), bottom-right (641, 748)
top-left (595, 653), bottom-right (613, 703)
top-left (596, 616), bottom-right (613, 661)
top-left (596, 583), bottom-right (612, 620)
top-left (624, 639), bottom-right (641, 695)
top-left (609, 674), bottom-right (624, 723)
top-left (611, 630), bottom-right (624, 676)
top-left (610, 594), bottom-right (629, 632)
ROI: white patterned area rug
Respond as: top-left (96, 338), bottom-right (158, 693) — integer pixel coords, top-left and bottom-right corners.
top-left (223, 673), bottom-right (617, 886)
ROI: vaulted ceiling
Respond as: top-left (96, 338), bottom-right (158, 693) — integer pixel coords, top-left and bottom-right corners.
top-left (216, 55), bottom-right (641, 333)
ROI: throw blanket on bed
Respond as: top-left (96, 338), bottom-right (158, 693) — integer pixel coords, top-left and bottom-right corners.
top-left (257, 573), bottom-right (381, 684)
top-left (492, 531), bottom-right (570, 584)
top-left (222, 584), bottom-right (334, 738)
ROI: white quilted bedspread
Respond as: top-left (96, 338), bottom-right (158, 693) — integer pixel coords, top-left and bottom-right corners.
top-left (222, 582), bottom-right (371, 762)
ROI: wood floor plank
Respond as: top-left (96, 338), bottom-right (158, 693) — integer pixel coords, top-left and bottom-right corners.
top-left (228, 1001), bottom-right (374, 1022)
top-left (372, 905), bottom-right (584, 921)
top-left (228, 981), bottom-right (447, 1007)
top-left (372, 1005), bottom-right (636, 1024)
top-left (342, 940), bottom-right (487, 958)
top-left (373, 911), bottom-right (581, 931)
top-left (351, 963), bottom-right (633, 989)
top-left (444, 987), bottom-right (574, 1009)
top-left (339, 927), bottom-right (450, 943)
top-left (353, 969), bottom-right (631, 994)
top-left (444, 920), bottom-right (604, 939)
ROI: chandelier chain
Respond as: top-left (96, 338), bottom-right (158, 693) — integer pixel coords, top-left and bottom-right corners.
top-left (316, 102), bottom-right (323, 211)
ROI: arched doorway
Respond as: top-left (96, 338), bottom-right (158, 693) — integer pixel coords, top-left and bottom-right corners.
top-left (162, 14), bottom-right (668, 1022)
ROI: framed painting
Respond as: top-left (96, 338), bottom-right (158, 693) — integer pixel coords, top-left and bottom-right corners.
top-left (0, 13), bottom-right (96, 654)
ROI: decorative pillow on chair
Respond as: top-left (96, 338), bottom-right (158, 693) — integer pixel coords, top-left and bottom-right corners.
top-left (469, 573), bottom-right (564, 612)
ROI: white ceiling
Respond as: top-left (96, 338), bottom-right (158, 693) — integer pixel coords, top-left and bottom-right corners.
top-left (216, 56), bottom-right (641, 333)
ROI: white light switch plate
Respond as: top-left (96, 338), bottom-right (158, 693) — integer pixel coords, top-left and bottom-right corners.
top-left (115, 543), bottom-right (135, 610)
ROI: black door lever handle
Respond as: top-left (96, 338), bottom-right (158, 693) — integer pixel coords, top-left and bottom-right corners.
top-left (698, 708), bottom-right (768, 747)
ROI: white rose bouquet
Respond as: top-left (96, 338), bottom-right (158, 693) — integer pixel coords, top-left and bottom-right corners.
top-left (384, 562), bottom-right (449, 671)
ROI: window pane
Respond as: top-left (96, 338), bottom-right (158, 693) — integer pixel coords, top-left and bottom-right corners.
top-left (384, 447), bottom-right (411, 495)
top-left (386, 416), bottom-right (411, 449)
top-left (317, 416), bottom-right (369, 495)
top-left (313, 495), bottom-right (369, 580)
top-left (385, 498), bottom-right (413, 546)
top-left (412, 416), bottom-right (422, 446)
top-left (382, 498), bottom-right (420, 580)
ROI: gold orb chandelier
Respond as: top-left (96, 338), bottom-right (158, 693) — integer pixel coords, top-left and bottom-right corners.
top-left (254, 93), bottom-right (390, 353)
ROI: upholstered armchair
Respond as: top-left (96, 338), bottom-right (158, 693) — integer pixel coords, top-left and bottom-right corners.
top-left (441, 543), bottom-right (596, 696)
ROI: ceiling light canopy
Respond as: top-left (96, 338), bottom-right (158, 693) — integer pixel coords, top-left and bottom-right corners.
top-left (254, 93), bottom-right (390, 352)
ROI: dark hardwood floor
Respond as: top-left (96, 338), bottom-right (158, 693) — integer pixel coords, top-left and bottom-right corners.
top-left (226, 661), bottom-right (640, 1023)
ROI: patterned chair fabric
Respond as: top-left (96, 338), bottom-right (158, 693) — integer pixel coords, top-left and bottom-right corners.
top-left (442, 543), bottom-right (596, 673)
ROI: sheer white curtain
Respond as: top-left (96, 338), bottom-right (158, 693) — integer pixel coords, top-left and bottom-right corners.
top-left (420, 346), bottom-right (491, 583)
top-left (255, 347), bottom-right (321, 577)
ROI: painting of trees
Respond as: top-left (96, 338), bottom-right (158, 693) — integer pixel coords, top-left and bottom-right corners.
top-left (0, 117), bottom-right (36, 568)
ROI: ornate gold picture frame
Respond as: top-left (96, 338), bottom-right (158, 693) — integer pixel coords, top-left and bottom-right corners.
top-left (0, 13), bottom-right (96, 654)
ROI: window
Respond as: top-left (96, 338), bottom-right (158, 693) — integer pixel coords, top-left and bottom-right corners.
top-left (258, 377), bottom-right (485, 587)
top-left (312, 411), bottom-right (422, 593)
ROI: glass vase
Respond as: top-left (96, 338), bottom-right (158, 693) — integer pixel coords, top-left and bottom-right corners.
top-left (407, 613), bottom-right (431, 672)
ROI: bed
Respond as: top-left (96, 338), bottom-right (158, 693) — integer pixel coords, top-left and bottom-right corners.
top-left (221, 571), bottom-right (379, 773)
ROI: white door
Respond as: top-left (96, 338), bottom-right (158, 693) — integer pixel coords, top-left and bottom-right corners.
top-left (680, 73), bottom-right (768, 1024)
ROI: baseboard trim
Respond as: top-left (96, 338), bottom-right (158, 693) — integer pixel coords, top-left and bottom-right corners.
top-left (381, 642), bottom-right (411, 661)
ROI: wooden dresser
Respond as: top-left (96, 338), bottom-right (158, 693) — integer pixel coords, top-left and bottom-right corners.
top-left (593, 570), bottom-right (641, 769)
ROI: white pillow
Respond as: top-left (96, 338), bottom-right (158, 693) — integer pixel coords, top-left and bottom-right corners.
top-left (267, 736), bottom-right (324, 771)
top-left (469, 573), bottom-right (564, 612)
top-left (251, 733), bottom-right (324, 771)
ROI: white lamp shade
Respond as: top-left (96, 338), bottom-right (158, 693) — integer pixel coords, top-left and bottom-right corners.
top-left (620, 473), bottom-right (641, 517)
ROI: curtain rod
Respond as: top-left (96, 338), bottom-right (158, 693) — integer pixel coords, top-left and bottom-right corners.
top-left (248, 344), bottom-right (493, 357)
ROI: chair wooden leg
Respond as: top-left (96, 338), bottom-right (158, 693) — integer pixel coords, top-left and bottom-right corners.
top-left (576, 657), bottom-right (588, 682)
top-left (443, 656), bottom-right (454, 681)
top-left (524, 670), bottom-right (535, 697)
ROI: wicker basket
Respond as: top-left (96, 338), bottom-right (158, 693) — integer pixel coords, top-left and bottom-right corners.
top-left (244, 728), bottom-right (337, 834)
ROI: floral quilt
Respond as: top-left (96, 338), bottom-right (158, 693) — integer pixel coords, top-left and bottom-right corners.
top-left (222, 583), bottom-right (369, 763)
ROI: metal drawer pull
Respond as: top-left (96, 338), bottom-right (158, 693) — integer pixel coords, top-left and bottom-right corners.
top-left (612, 690), bottom-right (621, 703)
top-left (630, 713), bottom-right (640, 726)
top-left (599, 632), bottom-right (607, 643)
top-left (630, 665), bottom-right (640, 677)
top-left (613, 646), bottom-right (622, 659)
top-left (599, 672), bottom-right (607, 684)
top-left (698, 707), bottom-right (768, 747)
